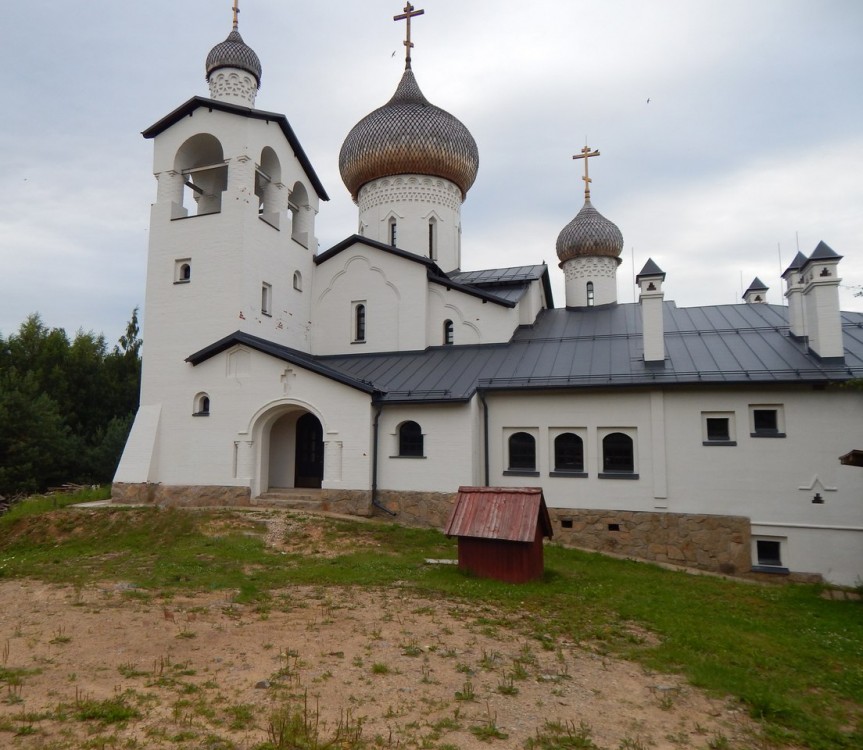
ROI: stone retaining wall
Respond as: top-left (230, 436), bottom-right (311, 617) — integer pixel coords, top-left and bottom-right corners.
top-left (111, 482), bottom-right (251, 507)
top-left (548, 508), bottom-right (751, 576)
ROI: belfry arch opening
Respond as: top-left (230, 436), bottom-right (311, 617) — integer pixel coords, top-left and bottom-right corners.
top-left (174, 133), bottom-right (227, 217)
top-left (256, 146), bottom-right (283, 228)
top-left (265, 408), bottom-right (324, 491)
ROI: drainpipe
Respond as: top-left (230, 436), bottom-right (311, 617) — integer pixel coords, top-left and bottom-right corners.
top-left (479, 389), bottom-right (490, 486)
top-left (371, 400), bottom-right (397, 516)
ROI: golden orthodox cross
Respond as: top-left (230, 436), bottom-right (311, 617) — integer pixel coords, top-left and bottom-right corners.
top-left (394, 3), bottom-right (425, 69)
top-left (572, 145), bottom-right (600, 199)
top-left (232, 0), bottom-right (240, 31)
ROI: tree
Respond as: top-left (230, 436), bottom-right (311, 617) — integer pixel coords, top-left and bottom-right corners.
top-left (0, 310), bottom-right (142, 493)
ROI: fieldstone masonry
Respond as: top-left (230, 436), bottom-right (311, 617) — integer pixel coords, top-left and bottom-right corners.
top-left (112, 484), bottom-right (753, 577)
top-left (548, 508), bottom-right (752, 576)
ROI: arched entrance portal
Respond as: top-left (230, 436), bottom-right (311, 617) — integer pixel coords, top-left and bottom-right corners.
top-left (267, 410), bottom-right (324, 490)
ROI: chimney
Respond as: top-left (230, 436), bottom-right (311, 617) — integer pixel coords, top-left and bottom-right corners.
top-left (782, 251), bottom-right (808, 339)
top-left (636, 258), bottom-right (666, 364)
top-left (800, 242), bottom-right (844, 360)
top-left (742, 277), bottom-right (768, 304)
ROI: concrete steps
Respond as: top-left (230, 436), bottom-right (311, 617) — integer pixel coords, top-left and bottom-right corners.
top-left (254, 488), bottom-right (325, 511)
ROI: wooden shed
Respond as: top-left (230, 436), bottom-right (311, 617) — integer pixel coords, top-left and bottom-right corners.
top-left (444, 486), bottom-right (553, 583)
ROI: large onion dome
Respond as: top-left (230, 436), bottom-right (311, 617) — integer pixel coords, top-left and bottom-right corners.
top-left (205, 29), bottom-right (262, 89)
top-left (556, 199), bottom-right (624, 263)
top-left (339, 69), bottom-right (479, 200)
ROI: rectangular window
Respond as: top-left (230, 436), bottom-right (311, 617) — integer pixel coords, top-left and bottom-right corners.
top-left (702, 412), bottom-right (736, 445)
top-left (752, 537), bottom-right (788, 573)
top-left (174, 258), bottom-right (192, 284)
top-left (261, 283), bottom-right (272, 316)
top-left (750, 405), bottom-right (785, 437)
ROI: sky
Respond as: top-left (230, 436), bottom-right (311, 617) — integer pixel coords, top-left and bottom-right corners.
top-left (2, 0), bottom-right (862, 345)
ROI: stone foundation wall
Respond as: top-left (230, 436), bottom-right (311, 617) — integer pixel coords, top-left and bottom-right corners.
top-left (372, 490), bottom-right (458, 529)
top-left (321, 490), bottom-right (374, 517)
top-left (111, 482), bottom-right (251, 507)
top-left (548, 508), bottom-right (751, 576)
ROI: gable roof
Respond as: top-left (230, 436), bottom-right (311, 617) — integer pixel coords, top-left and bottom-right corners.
top-left (444, 486), bottom-right (553, 542)
top-left (316, 235), bottom-right (517, 308)
top-left (185, 331), bottom-right (379, 394)
top-left (142, 96), bottom-right (329, 201)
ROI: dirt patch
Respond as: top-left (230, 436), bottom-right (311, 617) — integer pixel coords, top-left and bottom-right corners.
top-left (0, 511), bottom-right (761, 749)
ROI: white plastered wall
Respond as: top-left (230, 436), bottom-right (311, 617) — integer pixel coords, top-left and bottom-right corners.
top-left (483, 384), bottom-right (863, 585)
top-left (132, 346), bottom-right (374, 497)
top-left (377, 403), bottom-right (478, 492)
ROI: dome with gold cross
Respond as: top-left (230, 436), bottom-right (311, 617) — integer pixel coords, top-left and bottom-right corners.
top-left (205, 2), bottom-right (262, 89)
top-left (339, 3), bottom-right (478, 201)
top-left (556, 147), bottom-right (623, 263)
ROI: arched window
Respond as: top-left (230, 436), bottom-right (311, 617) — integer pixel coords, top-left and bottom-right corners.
top-left (398, 421), bottom-right (424, 457)
top-left (175, 259), bottom-right (191, 283)
top-left (443, 319), bottom-right (454, 345)
top-left (602, 432), bottom-right (634, 473)
top-left (293, 271), bottom-right (302, 291)
top-left (508, 432), bottom-right (536, 471)
top-left (428, 217), bottom-right (437, 260)
top-left (354, 303), bottom-right (366, 343)
top-left (193, 393), bottom-right (210, 416)
top-left (388, 217), bottom-right (398, 246)
top-left (586, 281), bottom-right (595, 307)
top-left (554, 433), bottom-right (583, 472)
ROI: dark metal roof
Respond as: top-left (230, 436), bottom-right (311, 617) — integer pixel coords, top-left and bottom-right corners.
top-left (205, 29), bottom-right (262, 86)
top-left (444, 486), bottom-right (553, 542)
top-left (636, 258), bottom-right (665, 281)
top-left (142, 97), bottom-right (329, 201)
top-left (318, 302), bottom-right (863, 403)
top-left (450, 264), bottom-right (555, 308)
top-left (186, 331), bottom-right (379, 394)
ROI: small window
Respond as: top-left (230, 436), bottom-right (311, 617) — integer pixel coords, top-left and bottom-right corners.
top-left (428, 218), bottom-right (437, 260)
top-left (193, 393), bottom-right (210, 416)
top-left (752, 537), bottom-right (788, 573)
top-left (398, 421), bottom-right (424, 457)
top-left (750, 405), bottom-right (785, 437)
top-left (389, 217), bottom-right (398, 247)
top-left (353, 302), bottom-right (366, 343)
top-left (600, 432), bottom-right (637, 478)
top-left (174, 259), bottom-right (192, 283)
top-left (443, 319), bottom-right (454, 345)
top-left (293, 271), bottom-right (302, 291)
top-left (702, 412), bottom-right (736, 445)
top-left (507, 431), bottom-right (537, 472)
top-left (554, 433), bottom-right (584, 472)
top-left (586, 281), bottom-right (595, 307)
top-left (261, 283), bottom-right (272, 316)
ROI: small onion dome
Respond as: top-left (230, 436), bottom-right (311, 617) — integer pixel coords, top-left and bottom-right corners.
top-left (556, 199), bottom-right (624, 263)
top-left (205, 29), bottom-right (262, 89)
top-left (339, 68), bottom-right (479, 200)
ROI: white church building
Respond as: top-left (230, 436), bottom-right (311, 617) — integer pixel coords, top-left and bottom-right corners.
top-left (114, 5), bottom-right (863, 586)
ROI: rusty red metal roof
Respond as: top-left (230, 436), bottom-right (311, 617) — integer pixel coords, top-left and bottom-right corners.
top-left (444, 486), bottom-right (553, 542)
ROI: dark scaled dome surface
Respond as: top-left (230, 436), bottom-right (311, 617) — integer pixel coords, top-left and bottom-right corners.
top-left (206, 29), bottom-right (262, 88)
top-left (339, 69), bottom-right (479, 200)
top-left (556, 200), bottom-right (624, 263)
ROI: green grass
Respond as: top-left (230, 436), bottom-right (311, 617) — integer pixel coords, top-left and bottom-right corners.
top-left (0, 488), bottom-right (861, 749)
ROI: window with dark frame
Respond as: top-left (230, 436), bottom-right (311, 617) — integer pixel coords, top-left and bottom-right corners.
top-left (554, 432), bottom-right (584, 472)
top-left (753, 409), bottom-right (778, 434)
top-left (354, 303), bottom-right (366, 342)
top-left (389, 218), bottom-right (397, 246)
top-left (586, 281), bottom-right (595, 307)
top-left (706, 417), bottom-right (730, 442)
top-left (602, 432), bottom-right (634, 473)
top-left (508, 432), bottom-right (536, 471)
top-left (398, 421), bottom-right (424, 457)
top-left (756, 539), bottom-right (782, 567)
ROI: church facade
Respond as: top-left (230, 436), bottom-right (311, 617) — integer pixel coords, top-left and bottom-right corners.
top-left (113, 6), bottom-right (863, 587)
